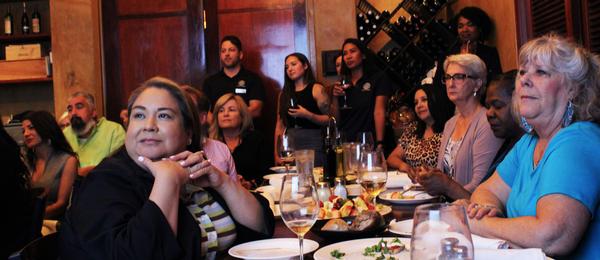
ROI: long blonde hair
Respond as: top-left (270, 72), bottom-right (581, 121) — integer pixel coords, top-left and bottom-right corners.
top-left (209, 93), bottom-right (254, 141)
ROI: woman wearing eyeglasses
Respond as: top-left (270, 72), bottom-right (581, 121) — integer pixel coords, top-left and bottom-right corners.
top-left (415, 54), bottom-right (502, 201)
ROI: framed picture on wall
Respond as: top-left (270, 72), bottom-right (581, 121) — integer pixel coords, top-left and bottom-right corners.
top-left (321, 50), bottom-right (341, 76)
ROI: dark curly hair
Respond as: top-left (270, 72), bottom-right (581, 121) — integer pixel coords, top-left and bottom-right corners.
top-left (452, 6), bottom-right (493, 42)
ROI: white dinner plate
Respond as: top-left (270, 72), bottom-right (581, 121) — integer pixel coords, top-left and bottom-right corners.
top-left (388, 218), bottom-right (413, 236)
top-left (228, 238), bottom-right (318, 260)
top-left (313, 237), bottom-right (411, 260)
top-left (269, 166), bottom-right (296, 173)
top-left (386, 171), bottom-right (413, 188)
top-left (378, 190), bottom-right (437, 205)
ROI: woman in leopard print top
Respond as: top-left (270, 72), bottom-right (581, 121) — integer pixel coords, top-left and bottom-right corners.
top-left (387, 84), bottom-right (450, 175)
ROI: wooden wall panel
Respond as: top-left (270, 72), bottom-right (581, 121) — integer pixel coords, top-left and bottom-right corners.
top-left (117, 0), bottom-right (187, 15)
top-left (51, 0), bottom-right (103, 117)
top-left (117, 17), bottom-right (190, 105)
top-left (218, 0), bottom-right (292, 11)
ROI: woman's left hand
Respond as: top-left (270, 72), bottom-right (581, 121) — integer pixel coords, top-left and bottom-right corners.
top-left (288, 105), bottom-right (312, 119)
top-left (168, 150), bottom-right (229, 189)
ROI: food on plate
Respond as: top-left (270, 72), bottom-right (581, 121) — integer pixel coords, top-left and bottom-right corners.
top-left (322, 218), bottom-right (349, 232)
top-left (330, 249), bottom-right (345, 259)
top-left (321, 211), bottom-right (384, 232)
top-left (389, 191), bottom-right (415, 200)
top-left (350, 211), bottom-right (384, 231)
top-left (363, 238), bottom-right (406, 258)
top-left (318, 194), bottom-right (378, 219)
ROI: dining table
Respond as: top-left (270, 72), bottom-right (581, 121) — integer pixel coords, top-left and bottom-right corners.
top-left (225, 195), bottom-right (426, 260)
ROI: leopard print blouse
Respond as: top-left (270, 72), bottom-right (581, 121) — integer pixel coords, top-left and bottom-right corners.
top-left (398, 128), bottom-right (442, 169)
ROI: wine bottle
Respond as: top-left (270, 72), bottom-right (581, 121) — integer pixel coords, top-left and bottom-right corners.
top-left (4, 6), bottom-right (13, 35)
top-left (31, 5), bottom-right (40, 34)
top-left (21, 2), bottom-right (29, 34)
top-left (323, 117), bottom-right (338, 186)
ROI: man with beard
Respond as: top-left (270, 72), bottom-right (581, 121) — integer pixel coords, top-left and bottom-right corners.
top-left (63, 91), bottom-right (126, 176)
top-left (202, 35), bottom-right (265, 118)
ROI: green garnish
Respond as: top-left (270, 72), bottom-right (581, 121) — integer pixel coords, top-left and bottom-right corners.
top-left (330, 249), bottom-right (345, 259)
top-left (362, 238), bottom-right (403, 258)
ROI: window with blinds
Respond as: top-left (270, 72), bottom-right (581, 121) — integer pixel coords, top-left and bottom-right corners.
top-left (585, 0), bottom-right (600, 53)
top-left (530, 0), bottom-right (567, 37)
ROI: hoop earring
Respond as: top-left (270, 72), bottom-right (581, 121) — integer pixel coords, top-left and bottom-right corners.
top-left (520, 116), bottom-right (533, 133)
top-left (562, 100), bottom-right (574, 127)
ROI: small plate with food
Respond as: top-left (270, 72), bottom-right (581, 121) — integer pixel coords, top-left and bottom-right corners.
top-left (313, 210), bottom-right (388, 241)
top-left (378, 190), bottom-right (437, 205)
top-left (313, 237), bottom-right (410, 260)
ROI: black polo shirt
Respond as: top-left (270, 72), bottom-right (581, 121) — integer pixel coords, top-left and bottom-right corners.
top-left (202, 67), bottom-right (266, 106)
top-left (338, 71), bottom-right (394, 141)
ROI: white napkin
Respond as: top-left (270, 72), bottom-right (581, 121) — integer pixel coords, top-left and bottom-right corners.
top-left (474, 248), bottom-right (546, 260)
top-left (386, 171), bottom-right (413, 188)
top-left (472, 234), bottom-right (509, 249)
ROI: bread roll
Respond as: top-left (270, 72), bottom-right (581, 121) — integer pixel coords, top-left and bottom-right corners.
top-left (321, 218), bottom-right (350, 231)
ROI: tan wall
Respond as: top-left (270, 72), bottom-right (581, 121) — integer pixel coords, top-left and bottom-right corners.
top-left (311, 0), bottom-right (357, 86)
top-left (450, 0), bottom-right (518, 71)
top-left (51, 0), bottom-right (103, 117)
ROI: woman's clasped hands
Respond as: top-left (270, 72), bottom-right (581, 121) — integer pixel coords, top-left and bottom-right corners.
top-left (138, 150), bottom-right (229, 189)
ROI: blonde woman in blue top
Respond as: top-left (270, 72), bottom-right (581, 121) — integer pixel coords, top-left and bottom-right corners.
top-left (465, 34), bottom-right (600, 259)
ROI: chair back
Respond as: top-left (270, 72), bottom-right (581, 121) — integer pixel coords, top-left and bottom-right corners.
top-left (8, 232), bottom-right (58, 260)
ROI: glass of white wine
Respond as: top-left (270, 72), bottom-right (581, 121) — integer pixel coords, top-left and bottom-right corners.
top-left (277, 130), bottom-right (295, 173)
top-left (279, 173), bottom-right (319, 260)
top-left (358, 149), bottom-right (387, 206)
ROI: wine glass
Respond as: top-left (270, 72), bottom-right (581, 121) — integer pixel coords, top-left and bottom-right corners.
top-left (342, 142), bottom-right (360, 182)
top-left (279, 173), bottom-right (319, 260)
top-left (356, 131), bottom-right (375, 152)
top-left (411, 203), bottom-right (474, 260)
top-left (277, 130), bottom-right (295, 173)
top-left (340, 74), bottom-right (352, 109)
top-left (357, 149), bottom-right (387, 206)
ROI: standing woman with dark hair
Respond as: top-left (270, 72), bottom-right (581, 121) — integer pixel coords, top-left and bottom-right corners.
top-left (387, 84), bottom-right (451, 175)
top-left (332, 38), bottom-right (394, 147)
top-left (23, 110), bottom-right (78, 220)
top-left (275, 52), bottom-right (330, 166)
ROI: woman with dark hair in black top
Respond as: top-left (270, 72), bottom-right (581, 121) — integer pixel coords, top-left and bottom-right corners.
top-left (332, 38), bottom-right (394, 147)
top-left (275, 52), bottom-right (331, 166)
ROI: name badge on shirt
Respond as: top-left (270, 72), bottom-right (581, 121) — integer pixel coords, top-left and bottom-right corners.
top-left (235, 88), bottom-right (247, 94)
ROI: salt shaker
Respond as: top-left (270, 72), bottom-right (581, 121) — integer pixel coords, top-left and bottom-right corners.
top-left (317, 182), bottom-right (332, 202)
top-left (333, 177), bottom-right (348, 199)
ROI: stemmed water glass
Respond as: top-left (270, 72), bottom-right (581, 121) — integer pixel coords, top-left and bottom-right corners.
top-left (277, 130), bottom-right (295, 173)
top-left (279, 173), bottom-right (319, 260)
top-left (411, 203), bottom-right (474, 260)
top-left (340, 74), bottom-right (352, 109)
top-left (357, 131), bottom-right (375, 152)
top-left (358, 149), bottom-right (387, 207)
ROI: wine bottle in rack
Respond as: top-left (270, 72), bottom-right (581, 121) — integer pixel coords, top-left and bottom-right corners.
top-left (21, 2), bottom-right (29, 34)
top-left (4, 6), bottom-right (13, 35)
top-left (31, 5), bottom-right (40, 34)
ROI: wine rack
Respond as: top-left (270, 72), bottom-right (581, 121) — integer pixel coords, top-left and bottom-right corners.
top-left (355, 0), bottom-right (457, 92)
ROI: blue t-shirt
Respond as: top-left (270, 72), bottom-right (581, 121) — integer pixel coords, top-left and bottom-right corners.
top-left (497, 121), bottom-right (600, 260)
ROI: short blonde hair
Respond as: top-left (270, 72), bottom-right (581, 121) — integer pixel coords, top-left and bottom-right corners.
top-left (209, 93), bottom-right (254, 141)
top-left (518, 33), bottom-right (600, 123)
